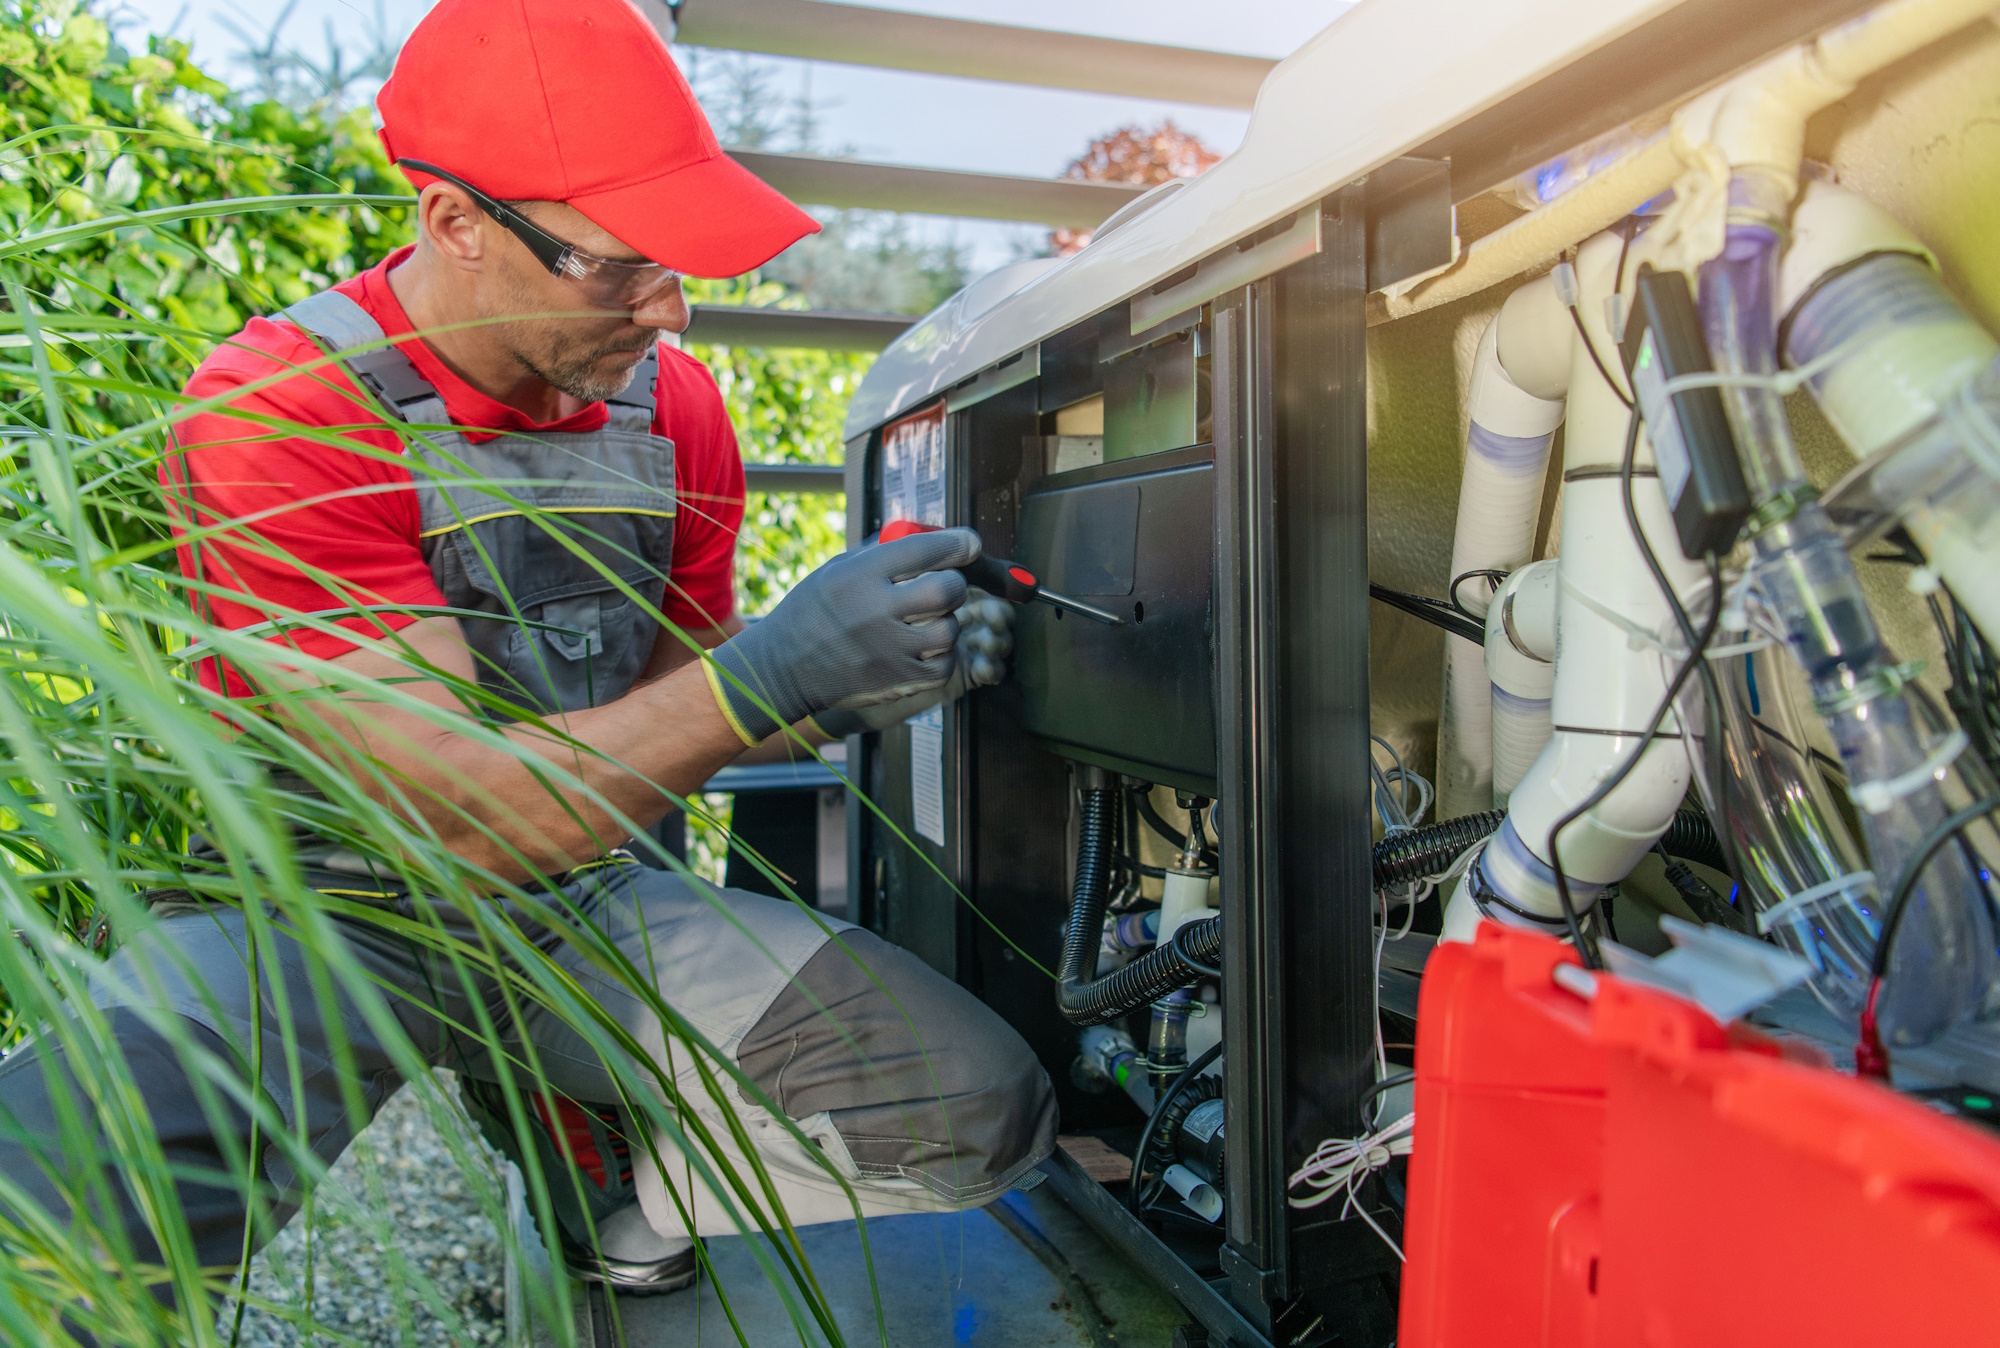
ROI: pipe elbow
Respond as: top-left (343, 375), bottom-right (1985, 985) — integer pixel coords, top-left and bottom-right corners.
top-left (1487, 561), bottom-right (1558, 804)
top-left (1494, 275), bottom-right (1574, 402)
top-left (1511, 730), bottom-right (1692, 883)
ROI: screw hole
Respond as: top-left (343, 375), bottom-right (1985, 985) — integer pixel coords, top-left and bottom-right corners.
top-left (1133, 601), bottom-right (1145, 624)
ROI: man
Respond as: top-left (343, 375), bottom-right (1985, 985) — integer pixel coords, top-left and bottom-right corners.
top-left (0, 0), bottom-right (1053, 1311)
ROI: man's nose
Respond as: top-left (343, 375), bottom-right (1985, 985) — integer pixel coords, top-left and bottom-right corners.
top-left (632, 279), bottom-right (689, 335)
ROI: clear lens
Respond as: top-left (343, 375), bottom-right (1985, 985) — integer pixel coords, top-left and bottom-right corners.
top-left (564, 250), bottom-right (681, 309)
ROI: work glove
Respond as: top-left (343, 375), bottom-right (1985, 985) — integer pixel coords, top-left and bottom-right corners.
top-left (705, 527), bottom-right (979, 744)
top-left (808, 586), bottom-right (1015, 737)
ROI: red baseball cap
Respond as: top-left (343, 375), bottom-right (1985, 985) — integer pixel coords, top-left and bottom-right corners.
top-left (377, 0), bottom-right (819, 278)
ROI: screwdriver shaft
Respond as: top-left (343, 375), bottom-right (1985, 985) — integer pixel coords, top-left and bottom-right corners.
top-left (1036, 589), bottom-right (1125, 626)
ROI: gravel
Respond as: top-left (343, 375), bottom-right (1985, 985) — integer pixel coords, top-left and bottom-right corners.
top-left (219, 1071), bottom-right (511, 1347)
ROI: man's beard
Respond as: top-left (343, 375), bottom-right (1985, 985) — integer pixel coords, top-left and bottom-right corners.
top-left (483, 265), bottom-right (653, 403)
top-left (513, 331), bottom-right (652, 403)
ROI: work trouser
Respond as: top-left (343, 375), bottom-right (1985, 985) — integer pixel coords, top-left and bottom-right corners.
top-left (0, 860), bottom-right (1056, 1275)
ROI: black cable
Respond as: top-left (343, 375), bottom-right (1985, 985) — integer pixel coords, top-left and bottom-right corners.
top-left (1611, 397), bottom-right (1746, 895)
top-left (1655, 840), bottom-right (1742, 931)
top-left (1449, 568), bottom-right (1510, 619)
top-left (1140, 1075), bottom-right (1224, 1215)
top-left (1128, 1040), bottom-right (1223, 1214)
top-left (1357, 1069), bottom-right (1416, 1132)
top-left (1128, 785), bottom-right (1216, 867)
top-left (1368, 582), bottom-right (1487, 644)
top-left (1171, 923), bottom-right (1222, 979)
top-left (1546, 411), bottom-right (1724, 968)
top-left (1059, 799), bottom-right (1222, 1031)
top-left (1868, 792), bottom-right (2000, 984)
top-left (1565, 249), bottom-right (1634, 410)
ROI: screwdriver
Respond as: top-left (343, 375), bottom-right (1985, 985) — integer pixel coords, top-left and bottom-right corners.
top-left (878, 520), bottom-right (1125, 626)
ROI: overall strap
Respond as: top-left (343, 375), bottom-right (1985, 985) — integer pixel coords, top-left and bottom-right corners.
top-left (280, 288), bottom-right (665, 434)
top-left (279, 289), bottom-right (452, 429)
top-left (604, 347), bottom-right (661, 435)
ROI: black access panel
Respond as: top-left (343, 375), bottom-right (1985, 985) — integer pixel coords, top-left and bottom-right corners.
top-left (1005, 447), bottom-right (1217, 796)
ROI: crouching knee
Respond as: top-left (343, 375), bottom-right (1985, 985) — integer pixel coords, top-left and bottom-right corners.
top-left (737, 931), bottom-right (1058, 1206)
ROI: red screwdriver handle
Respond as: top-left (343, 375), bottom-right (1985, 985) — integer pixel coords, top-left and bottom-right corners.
top-left (876, 520), bottom-right (1039, 605)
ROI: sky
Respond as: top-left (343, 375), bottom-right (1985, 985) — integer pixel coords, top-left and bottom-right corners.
top-left (108, 0), bottom-right (1351, 272)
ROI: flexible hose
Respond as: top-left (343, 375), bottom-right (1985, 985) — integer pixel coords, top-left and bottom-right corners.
top-left (1145, 1073), bottom-right (1223, 1192)
top-left (1371, 812), bottom-right (1504, 888)
top-left (1059, 783), bottom-right (1221, 1025)
top-left (1368, 806), bottom-right (1728, 890)
top-left (1658, 808), bottom-right (1728, 874)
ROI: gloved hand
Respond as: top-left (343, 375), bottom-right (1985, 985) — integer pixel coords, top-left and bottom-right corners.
top-left (705, 527), bottom-right (979, 744)
top-left (809, 586), bottom-right (1015, 737)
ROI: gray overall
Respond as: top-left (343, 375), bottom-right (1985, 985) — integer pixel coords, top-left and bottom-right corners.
top-left (0, 289), bottom-right (1054, 1273)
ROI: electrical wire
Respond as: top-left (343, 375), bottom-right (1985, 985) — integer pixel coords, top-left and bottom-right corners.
top-left (1170, 923), bottom-right (1222, 979)
top-left (1565, 248), bottom-right (1634, 411)
top-left (1128, 783), bottom-right (1217, 867)
top-left (1368, 582), bottom-right (1488, 644)
top-left (1615, 405), bottom-right (1751, 898)
top-left (1370, 734), bottom-right (1433, 836)
top-left (1449, 568), bottom-right (1510, 618)
top-left (1359, 1070), bottom-right (1416, 1130)
top-left (1546, 410), bottom-right (1725, 968)
top-left (1855, 791), bottom-right (2000, 1077)
top-left (1285, 1112), bottom-right (1416, 1261)
top-left (1128, 1040), bottom-right (1223, 1214)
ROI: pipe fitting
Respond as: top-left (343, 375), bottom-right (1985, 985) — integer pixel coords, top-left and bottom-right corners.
top-left (1439, 281), bottom-right (1569, 813)
top-left (1486, 559), bottom-right (1558, 805)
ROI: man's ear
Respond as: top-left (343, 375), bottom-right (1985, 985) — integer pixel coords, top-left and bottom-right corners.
top-left (418, 183), bottom-right (490, 271)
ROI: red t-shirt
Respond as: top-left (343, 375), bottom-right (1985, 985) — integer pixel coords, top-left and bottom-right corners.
top-left (166, 245), bottom-right (743, 696)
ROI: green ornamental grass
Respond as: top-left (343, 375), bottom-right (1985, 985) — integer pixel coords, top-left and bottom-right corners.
top-left (0, 3), bottom-right (995, 1343)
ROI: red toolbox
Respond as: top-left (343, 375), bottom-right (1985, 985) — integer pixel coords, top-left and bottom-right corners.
top-left (1399, 923), bottom-right (2000, 1346)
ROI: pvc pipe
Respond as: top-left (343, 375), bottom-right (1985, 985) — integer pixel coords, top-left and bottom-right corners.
top-left (1684, 170), bottom-right (1997, 1045)
top-left (1444, 234), bottom-right (1707, 939)
top-left (1696, 0), bottom-right (2000, 204)
top-left (1382, 133), bottom-right (1684, 321)
top-left (1161, 1164), bottom-right (1223, 1223)
top-left (1078, 1024), bottom-right (1154, 1113)
top-left (1438, 278), bottom-right (1567, 812)
top-left (1486, 559), bottom-right (1557, 806)
top-left (1781, 181), bottom-right (2000, 645)
top-left (1379, 0), bottom-right (2000, 323)
top-left (1156, 865), bottom-right (1214, 946)
top-left (1750, 181), bottom-right (2000, 1038)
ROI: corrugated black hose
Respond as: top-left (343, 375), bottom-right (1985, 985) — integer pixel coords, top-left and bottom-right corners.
top-left (1058, 780), bottom-right (1222, 1027)
top-left (1657, 809), bottom-right (1728, 874)
top-left (1059, 793), bottom-right (1730, 1028)
top-left (1369, 807), bottom-right (1729, 889)
top-left (1371, 810), bottom-right (1505, 888)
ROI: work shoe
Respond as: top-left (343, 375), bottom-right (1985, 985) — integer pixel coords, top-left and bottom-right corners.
top-left (561, 1231), bottom-right (702, 1296)
top-left (561, 1203), bottom-right (702, 1295)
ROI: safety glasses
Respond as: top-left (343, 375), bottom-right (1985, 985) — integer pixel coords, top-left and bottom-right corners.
top-left (400, 159), bottom-right (683, 310)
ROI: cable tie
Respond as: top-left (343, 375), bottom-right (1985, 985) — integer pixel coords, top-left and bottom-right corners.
top-left (1756, 870), bottom-right (1878, 933)
top-left (1817, 659), bottom-right (1927, 717)
top-left (1850, 730), bottom-right (1967, 815)
top-left (1551, 261), bottom-right (1580, 308)
top-left (1558, 570), bottom-right (1675, 654)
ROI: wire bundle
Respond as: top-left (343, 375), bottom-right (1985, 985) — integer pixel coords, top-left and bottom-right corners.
top-left (1286, 1112), bottom-right (1416, 1259)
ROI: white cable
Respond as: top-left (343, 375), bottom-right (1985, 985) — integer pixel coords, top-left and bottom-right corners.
top-left (1286, 1112), bottom-right (1416, 1262)
top-left (1373, 888), bottom-right (1389, 1101)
